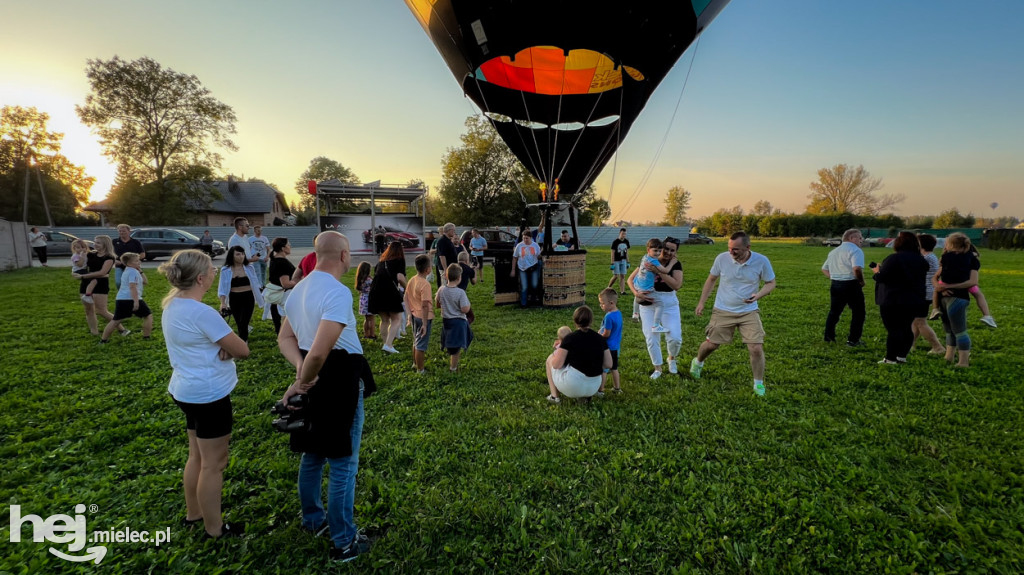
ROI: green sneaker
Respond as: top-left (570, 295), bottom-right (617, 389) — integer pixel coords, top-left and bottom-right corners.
top-left (753, 382), bottom-right (766, 396)
top-left (689, 358), bottom-right (702, 379)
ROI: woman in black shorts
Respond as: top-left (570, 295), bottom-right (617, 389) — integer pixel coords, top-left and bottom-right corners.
top-left (73, 235), bottom-right (123, 336)
top-left (159, 249), bottom-right (249, 538)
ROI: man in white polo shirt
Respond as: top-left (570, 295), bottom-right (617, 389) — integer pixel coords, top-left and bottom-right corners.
top-left (277, 231), bottom-right (376, 563)
top-left (690, 231), bottom-right (777, 396)
top-left (821, 228), bottom-right (866, 346)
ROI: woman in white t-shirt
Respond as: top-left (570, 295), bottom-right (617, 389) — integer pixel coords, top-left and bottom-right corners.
top-left (158, 249), bottom-right (249, 539)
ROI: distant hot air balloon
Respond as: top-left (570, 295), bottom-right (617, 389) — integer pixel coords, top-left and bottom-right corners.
top-left (404, 0), bottom-right (732, 199)
top-left (990, 202), bottom-right (999, 210)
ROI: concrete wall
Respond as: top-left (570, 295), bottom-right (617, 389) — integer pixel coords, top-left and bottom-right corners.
top-left (46, 225), bottom-right (701, 250)
top-left (0, 219), bottom-right (33, 272)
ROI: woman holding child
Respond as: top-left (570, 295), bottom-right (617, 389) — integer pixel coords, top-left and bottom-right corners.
top-left (628, 236), bottom-right (683, 379)
top-left (73, 234), bottom-right (124, 337)
top-left (545, 305), bottom-right (612, 403)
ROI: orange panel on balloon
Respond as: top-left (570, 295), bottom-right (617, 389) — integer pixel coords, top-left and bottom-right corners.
top-left (475, 47), bottom-right (644, 95)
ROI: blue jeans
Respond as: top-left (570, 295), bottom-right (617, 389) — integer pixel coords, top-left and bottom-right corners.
top-left (518, 265), bottom-right (541, 306)
top-left (298, 381), bottom-right (364, 549)
top-left (940, 296), bottom-right (971, 350)
top-left (251, 260), bottom-right (267, 288)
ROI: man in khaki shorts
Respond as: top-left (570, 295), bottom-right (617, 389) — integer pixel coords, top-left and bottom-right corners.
top-left (690, 231), bottom-right (776, 396)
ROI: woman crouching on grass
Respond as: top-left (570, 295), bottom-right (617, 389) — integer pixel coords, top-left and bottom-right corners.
top-left (159, 249), bottom-right (249, 538)
top-left (545, 305), bottom-right (612, 404)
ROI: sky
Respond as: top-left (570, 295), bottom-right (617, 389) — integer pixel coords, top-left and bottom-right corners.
top-left (2, 0), bottom-right (1023, 222)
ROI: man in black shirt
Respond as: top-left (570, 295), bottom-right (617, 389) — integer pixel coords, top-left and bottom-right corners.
top-left (436, 223), bottom-right (458, 280)
top-left (112, 223), bottom-right (145, 289)
top-left (608, 228), bottom-right (630, 293)
top-left (555, 230), bottom-right (578, 250)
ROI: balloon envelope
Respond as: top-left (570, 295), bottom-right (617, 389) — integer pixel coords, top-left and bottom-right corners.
top-left (405, 0), bottom-right (732, 197)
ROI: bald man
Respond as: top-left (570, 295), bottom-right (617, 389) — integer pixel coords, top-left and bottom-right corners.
top-left (277, 231), bottom-right (377, 562)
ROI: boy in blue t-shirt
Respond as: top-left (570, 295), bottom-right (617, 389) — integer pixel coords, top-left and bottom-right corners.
top-left (598, 288), bottom-right (623, 393)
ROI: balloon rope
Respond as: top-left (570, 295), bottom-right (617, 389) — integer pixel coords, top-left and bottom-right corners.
top-left (609, 35), bottom-right (702, 224)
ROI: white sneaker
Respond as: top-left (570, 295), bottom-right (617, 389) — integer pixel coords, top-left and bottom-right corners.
top-left (652, 324), bottom-right (669, 333)
top-left (80, 294), bottom-right (94, 304)
top-left (631, 313), bottom-right (640, 321)
top-left (382, 345), bottom-right (399, 354)
top-left (668, 359), bottom-right (678, 374)
top-left (120, 329), bottom-right (131, 337)
top-left (649, 370), bottom-right (662, 380)
top-left (981, 315), bottom-right (998, 328)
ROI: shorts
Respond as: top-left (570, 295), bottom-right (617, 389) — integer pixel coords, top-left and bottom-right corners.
top-left (551, 365), bottom-right (602, 398)
top-left (472, 255), bottom-right (485, 268)
top-left (81, 277), bottom-right (110, 295)
top-left (413, 317), bottom-right (432, 352)
top-left (611, 260), bottom-right (628, 275)
top-left (705, 308), bottom-right (765, 345)
top-left (914, 299), bottom-right (931, 319)
top-left (174, 394), bottom-right (233, 439)
top-left (113, 299), bottom-right (152, 320)
top-left (609, 349), bottom-right (619, 371)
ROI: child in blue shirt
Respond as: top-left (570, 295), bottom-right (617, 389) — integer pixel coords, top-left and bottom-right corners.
top-left (632, 238), bottom-right (668, 333)
top-left (598, 288), bottom-right (624, 393)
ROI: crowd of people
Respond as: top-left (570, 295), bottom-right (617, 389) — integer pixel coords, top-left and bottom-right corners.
top-left (42, 219), bottom-right (999, 563)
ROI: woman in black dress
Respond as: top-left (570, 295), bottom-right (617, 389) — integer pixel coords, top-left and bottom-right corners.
top-left (870, 232), bottom-right (928, 364)
top-left (368, 242), bottom-right (407, 353)
top-left (266, 237), bottom-right (297, 333)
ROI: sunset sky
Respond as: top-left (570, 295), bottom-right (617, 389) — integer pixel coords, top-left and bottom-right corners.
top-left (2, 0), bottom-right (1022, 222)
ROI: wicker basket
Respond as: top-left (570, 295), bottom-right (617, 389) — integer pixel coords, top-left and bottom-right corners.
top-left (494, 291), bottom-right (519, 305)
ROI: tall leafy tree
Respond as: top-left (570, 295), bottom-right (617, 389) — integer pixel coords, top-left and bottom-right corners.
top-left (752, 200), bottom-right (775, 216)
top-left (294, 156), bottom-right (360, 216)
top-left (435, 117), bottom-right (536, 226)
top-left (662, 186), bottom-right (691, 226)
top-left (76, 56), bottom-right (237, 213)
top-left (0, 106), bottom-right (96, 224)
top-left (933, 208), bottom-right (975, 229)
top-left (806, 163), bottom-right (904, 215)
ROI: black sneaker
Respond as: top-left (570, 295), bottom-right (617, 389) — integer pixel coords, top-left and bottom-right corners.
top-left (329, 535), bottom-right (371, 562)
top-left (846, 340), bottom-right (865, 348)
top-left (206, 522), bottom-right (244, 539)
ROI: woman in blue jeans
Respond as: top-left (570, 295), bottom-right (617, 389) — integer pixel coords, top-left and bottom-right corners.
top-left (511, 231), bottom-right (542, 307)
top-left (934, 232), bottom-right (979, 368)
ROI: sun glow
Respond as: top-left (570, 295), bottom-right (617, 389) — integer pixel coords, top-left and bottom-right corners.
top-left (1, 86), bottom-right (116, 205)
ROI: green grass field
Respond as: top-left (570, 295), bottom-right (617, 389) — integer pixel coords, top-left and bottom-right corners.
top-left (2, 242), bottom-right (1022, 573)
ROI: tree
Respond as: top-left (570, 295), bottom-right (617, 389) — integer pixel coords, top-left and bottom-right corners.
top-left (585, 198), bottom-right (611, 226)
top-left (435, 116), bottom-right (536, 226)
top-left (0, 106), bottom-right (96, 224)
top-left (805, 164), bottom-right (904, 215)
top-left (294, 156), bottom-right (360, 216)
top-left (662, 186), bottom-right (691, 226)
top-left (933, 208), bottom-right (975, 229)
top-left (105, 165), bottom-right (216, 225)
top-left (77, 56), bottom-right (237, 213)
top-left (752, 200), bottom-right (774, 216)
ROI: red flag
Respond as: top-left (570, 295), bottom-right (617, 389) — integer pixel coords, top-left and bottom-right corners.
top-left (307, 180), bottom-right (317, 196)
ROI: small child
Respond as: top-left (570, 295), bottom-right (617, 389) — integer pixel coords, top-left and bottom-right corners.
top-left (598, 288), bottom-right (624, 393)
top-left (354, 261), bottom-right (377, 339)
top-left (436, 263), bottom-right (472, 372)
top-left (101, 252), bottom-right (153, 343)
top-left (71, 239), bottom-right (97, 304)
top-left (404, 254), bottom-right (434, 374)
top-left (633, 238), bottom-right (668, 333)
top-left (457, 251), bottom-right (477, 291)
top-left (553, 325), bottom-right (572, 350)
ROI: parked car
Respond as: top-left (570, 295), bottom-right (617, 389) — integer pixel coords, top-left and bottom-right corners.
top-left (459, 228), bottom-right (519, 254)
top-left (683, 233), bottom-right (715, 245)
top-left (821, 237), bottom-right (843, 247)
top-left (130, 228), bottom-right (226, 260)
top-left (865, 237), bottom-right (894, 247)
top-left (361, 226), bottom-right (420, 248)
top-left (30, 231), bottom-right (93, 258)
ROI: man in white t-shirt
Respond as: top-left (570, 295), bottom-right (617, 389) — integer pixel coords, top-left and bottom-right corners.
top-left (277, 231), bottom-right (376, 563)
top-left (821, 228), bottom-right (866, 346)
top-left (511, 231), bottom-right (542, 307)
top-left (691, 231), bottom-right (777, 396)
top-left (28, 227), bottom-right (48, 266)
top-left (227, 217), bottom-right (253, 260)
top-left (249, 224), bottom-right (271, 284)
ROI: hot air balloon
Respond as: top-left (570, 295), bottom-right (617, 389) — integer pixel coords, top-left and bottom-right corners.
top-left (404, 0), bottom-right (732, 199)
